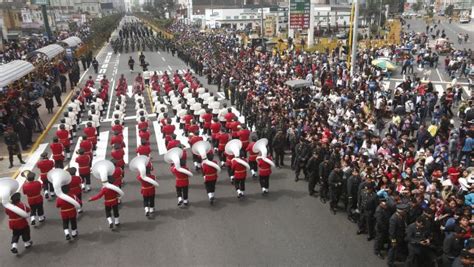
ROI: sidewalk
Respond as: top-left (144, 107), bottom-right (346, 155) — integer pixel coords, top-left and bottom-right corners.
top-left (0, 67), bottom-right (89, 178)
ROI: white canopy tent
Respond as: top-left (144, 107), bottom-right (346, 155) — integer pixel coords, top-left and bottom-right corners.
top-left (59, 36), bottom-right (82, 48)
top-left (32, 44), bottom-right (65, 60)
top-left (0, 60), bottom-right (35, 87)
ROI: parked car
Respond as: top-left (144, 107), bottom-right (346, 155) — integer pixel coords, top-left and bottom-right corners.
top-left (335, 31), bottom-right (348, 39)
top-left (460, 17), bottom-right (471, 23)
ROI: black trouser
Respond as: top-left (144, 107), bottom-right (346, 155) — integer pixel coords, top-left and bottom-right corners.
top-left (54, 94), bottom-right (62, 106)
top-left (81, 174), bottom-right (91, 185)
top-left (259, 175), bottom-right (269, 189)
top-left (274, 150), bottom-right (284, 166)
top-left (11, 227), bottom-right (30, 243)
top-left (358, 212), bottom-right (376, 237)
top-left (176, 186), bottom-right (188, 200)
top-left (227, 167), bottom-right (234, 178)
top-left (143, 195), bottom-right (155, 207)
top-left (8, 148), bottom-right (23, 165)
top-left (234, 179), bottom-right (245, 191)
top-left (295, 163), bottom-right (307, 179)
top-left (54, 159), bottom-right (64, 169)
top-left (43, 180), bottom-right (54, 193)
top-left (320, 179), bottom-right (329, 200)
top-left (205, 180), bottom-right (216, 193)
top-left (62, 217), bottom-right (77, 230)
top-left (30, 203), bottom-right (44, 217)
top-left (105, 205), bottom-right (119, 218)
top-left (249, 161), bottom-right (257, 174)
top-left (346, 196), bottom-right (357, 217)
top-left (329, 185), bottom-right (341, 210)
top-left (308, 173), bottom-right (319, 194)
top-left (374, 229), bottom-right (388, 254)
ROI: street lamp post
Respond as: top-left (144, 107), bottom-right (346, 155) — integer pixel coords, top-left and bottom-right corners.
top-left (349, 0), bottom-right (359, 77)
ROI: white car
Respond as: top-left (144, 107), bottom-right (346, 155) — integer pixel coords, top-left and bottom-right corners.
top-left (460, 17), bottom-right (471, 23)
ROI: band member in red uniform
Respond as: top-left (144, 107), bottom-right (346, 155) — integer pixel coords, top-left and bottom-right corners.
top-left (36, 152), bottom-right (55, 199)
top-left (237, 125), bottom-right (251, 156)
top-left (110, 130), bottom-right (125, 149)
top-left (171, 162), bottom-right (192, 207)
top-left (56, 185), bottom-right (80, 240)
top-left (189, 133), bottom-right (204, 170)
top-left (22, 172), bottom-right (44, 225)
top-left (50, 137), bottom-right (65, 168)
top-left (88, 176), bottom-right (121, 229)
top-left (111, 144), bottom-right (125, 171)
top-left (210, 118), bottom-right (221, 148)
top-left (83, 122), bottom-right (97, 150)
top-left (202, 153), bottom-right (219, 204)
top-left (5, 193), bottom-right (32, 254)
top-left (137, 166), bottom-right (157, 216)
top-left (136, 139), bottom-right (151, 156)
top-left (246, 136), bottom-right (258, 178)
top-left (111, 120), bottom-right (123, 135)
top-left (111, 159), bottom-right (123, 188)
top-left (75, 148), bottom-right (91, 192)
top-left (232, 153), bottom-right (249, 198)
top-left (201, 109), bottom-right (213, 135)
top-left (217, 130), bottom-right (230, 166)
top-left (138, 127), bottom-right (151, 143)
top-left (67, 168), bottom-right (83, 213)
top-left (56, 124), bottom-right (71, 159)
top-left (79, 135), bottom-right (93, 163)
top-left (162, 118), bottom-right (175, 138)
top-left (258, 155), bottom-right (273, 195)
top-left (187, 120), bottom-right (199, 136)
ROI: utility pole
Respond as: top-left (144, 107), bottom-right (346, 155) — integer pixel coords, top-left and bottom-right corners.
top-left (349, 0), bottom-right (359, 77)
top-left (261, 0), bottom-right (264, 48)
top-left (41, 4), bottom-right (53, 41)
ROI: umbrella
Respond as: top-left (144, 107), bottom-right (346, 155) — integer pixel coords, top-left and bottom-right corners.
top-left (371, 58), bottom-right (396, 70)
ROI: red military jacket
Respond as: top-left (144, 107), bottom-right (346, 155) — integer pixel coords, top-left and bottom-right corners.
top-left (112, 167), bottom-right (123, 187)
top-left (111, 124), bottom-right (123, 134)
top-left (225, 152), bottom-right (234, 167)
top-left (111, 148), bottom-right (125, 168)
top-left (80, 139), bottom-right (93, 158)
top-left (37, 159), bottom-right (54, 182)
top-left (230, 121), bottom-right (240, 138)
top-left (84, 126), bottom-right (97, 145)
top-left (136, 144), bottom-right (151, 156)
top-left (137, 121), bottom-right (149, 130)
top-left (187, 124), bottom-right (199, 135)
top-left (232, 158), bottom-right (248, 180)
top-left (201, 113), bottom-right (213, 129)
top-left (76, 154), bottom-right (91, 175)
top-left (246, 142), bottom-right (258, 162)
top-left (56, 194), bottom-right (80, 219)
top-left (163, 124), bottom-right (175, 136)
top-left (56, 129), bottom-right (70, 147)
top-left (50, 142), bottom-right (65, 161)
top-left (69, 175), bottom-right (82, 198)
top-left (89, 187), bottom-right (119, 207)
top-left (166, 139), bottom-right (181, 150)
top-left (110, 134), bottom-right (125, 148)
top-left (171, 166), bottom-right (190, 187)
top-left (238, 129), bottom-right (251, 149)
top-left (224, 112), bottom-right (236, 122)
top-left (202, 161), bottom-right (219, 182)
top-left (5, 202), bottom-right (30, 230)
top-left (218, 132), bottom-right (230, 152)
top-left (22, 181), bottom-right (43, 205)
top-left (139, 130), bottom-right (151, 142)
top-left (183, 114), bottom-right (193, 125)
top-left (257, 157), bottom-right (272, 176)
top-left (210, 123), bottom-right (221, 139)
top-left (137, 174), bottom-right (156, 197)
top-left (189, 135), bottom-right (203, 146)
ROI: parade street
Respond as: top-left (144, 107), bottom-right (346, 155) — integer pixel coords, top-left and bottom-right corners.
top-left (0, 30), bottom-right (383, 266)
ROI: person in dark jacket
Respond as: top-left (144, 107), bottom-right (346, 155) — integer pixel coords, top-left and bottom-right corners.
top-left (357, 182), bottom-right (378, 240)
top-left (306, 151), bottom-right (321, 196)
top-left (387, 204), bottom-right (409, 267)
top-left (294, 138), bottom-right (312, 182)
top-left (346, 168), bottom-right (361, 222)
top-left (405, 217), bottom-right (436, 267)
top-left (4, 126), bottom-right (26, 168)
top-left (328, 164), bottom-right (343, 214)
top-left (59, 74), bottom-right (67, 92)
top-left (319, 156), bottom-right (332, 202)
top-left (272, 130), bottom-right (286, 168)
top-left (443, 226), bottom-right (466, 267)
top-left (52, 85), bottom-right (62, 107)
top-left (43, 89), bottom-right (54, 114)
top-left (374, 196), bottom-right (391, 259)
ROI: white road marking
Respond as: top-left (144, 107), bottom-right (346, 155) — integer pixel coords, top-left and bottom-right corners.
top-left (69, 137), bottom-right (83, 170)
top-left (172, 118), bottom-right (190, 148)
top-left (153, 121), bottom-right (168, 155)
top-left (16, 143), bottom-right (49, 189)
top-left (434, 84), bottom-right (444, 96)
top-left (231, 107), bottom-right (246, 124)
top-left (167, 65), bottom-right (172, 71)
top-left (435, 68), bottom-right (444, 83)
top-left (135, 125), bottom-right (140, 150)
top-left (92, 131), bottom-right (110, 166)
top-left (123, 127), bottom-right (129, 164)
top-left (217, 92), bottom-right (225, 100)
top-left (162, 57), bottom-right (166, 62)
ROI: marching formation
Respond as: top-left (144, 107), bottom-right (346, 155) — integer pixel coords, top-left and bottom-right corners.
top-left (1, 63), bottom-right (274, 254)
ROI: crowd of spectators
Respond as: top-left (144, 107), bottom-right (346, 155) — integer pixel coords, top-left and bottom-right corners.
top-left (167, 18), bottom-right (473, 266)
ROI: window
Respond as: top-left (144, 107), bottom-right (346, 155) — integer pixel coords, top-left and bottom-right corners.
top-left (234, 16), bottom-right (239, 19)
top-left (241, 16), bottom-right (247, 19)
top-left (250, 16), bottom-right (254, 19)
top-left (86, 6), bottom-right (90, 11)
top-left (91, 6), bottom-right (94, 11)
top-left (226, 16), bottom-right (231, 19)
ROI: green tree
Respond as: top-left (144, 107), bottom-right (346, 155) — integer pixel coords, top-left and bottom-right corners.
top-left (412, 0), bottom-right (423, 12)
top-left (445, 4), bottom-right (454, 16)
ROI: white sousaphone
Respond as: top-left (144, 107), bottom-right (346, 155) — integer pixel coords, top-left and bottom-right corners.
top-left (47, 169), bottom-right (81, 209)
top-left (0, 177), bottom-right (29, 218)
top-left (225, 139), bottom-right (250, 170)
top-left (129, 155), bottom-right (159, 187)
top-left (92, 160), bottom-right (124, 197)
top-left (253, 138), bottom-right (276, 168)
top-left (164, 147), bottom-right (194, 177)
top-left (192, 141), bottom-right (221, 175)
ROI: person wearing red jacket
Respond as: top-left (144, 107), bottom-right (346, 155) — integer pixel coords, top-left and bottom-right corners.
top-left (232, 155), bottom-right (248, 198)
top-left (22, 172), bottom-right (44, 225)
top-left (189, 133), bottom-right (204, 170)
top-left (88, 176), bottom-right (121, 228)
top-left (171, 163), bottom-right (192, 207)
top-left (75, 148), bottom-right (91, 192)
top-left (67, 168), bottom-right (83, 213)
top-left (246, 136), bottom-right (258, 178)
top-left (202, 154), bottom-right (219, 204)
top-left (224, 108), bottom-right (236, 124)
top-left (162, 119), bottom-right (175, 137)
top-left (110, 130), bottom-right (125, 149)
top-left (201, 109), bottom-right (213, 135)
top-left (50, 137), bottom-right (65, 168)
top-left (136, 139), bottom-right (151, 156)
top-left (36, 152), bottom-right (55, 199)
top-left (110, 161), bottom-right (123, 188)
top-left (258, 156), bottom-right (273, 195)
top-left (138, 127), bottom-right (151, 143)
top-left (217, 131), bottom-right (231, 166)
top-left (137, 167), bottom-right (157, 216)
top-left (56, 124), bottom-right (71, 158)
top-left (229, 119), bottom-right (241, 139)
top-left (210, 118), bottom-right (221, 148)
top-left (237, 125), bottom-right (251, 155)
top-left (187, 121), bottom-right (200, 136)
top-left (5, 192), bottom-right (32, 254)
top-left (56, 185), bottom-right (81, 240)
top-left (111, 120), bottom-right (123, 135)
top-left (83, 122), bottom-right (97, 150)
top-left (111, 144), bottom-right (125, 171)
top-left (79, 135), bottom-right (93, 162)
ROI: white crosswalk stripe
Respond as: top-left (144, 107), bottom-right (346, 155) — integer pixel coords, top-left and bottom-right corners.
top-left (16, 143), bottom-right (48, 189)
top-left (153, 121), bottom-right (168, 155)
top-left (172, 117), bottom-right (190, 148)
top-left (92, 131), bottom-right (110, 166)
top-left (434, 84), bottom-right (444, 96)
top-left (217, 92), bottom-right (225, 100)
top-left (68, 138), bottom-right (82, 170)
top-left (123, 127), bottom-right (129, 164)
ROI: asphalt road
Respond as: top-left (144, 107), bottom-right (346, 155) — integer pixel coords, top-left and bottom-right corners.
top-left (0, 21), bottom-right (385, 266)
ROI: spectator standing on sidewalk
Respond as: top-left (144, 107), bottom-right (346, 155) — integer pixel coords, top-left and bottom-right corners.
top-left (4, 126), bottom-right (26, 168)
top-left (52, 84), bottom-right (62, 107)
